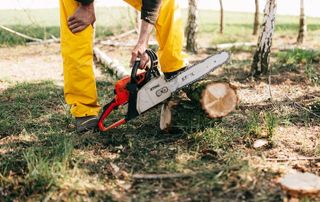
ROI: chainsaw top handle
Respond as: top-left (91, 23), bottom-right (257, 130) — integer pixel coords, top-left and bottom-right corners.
top-left (130, 49), bottom-right (159, 85)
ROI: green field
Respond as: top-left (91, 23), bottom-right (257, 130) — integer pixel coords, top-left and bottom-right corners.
top-left (0, 7), bottom-right (319, 45)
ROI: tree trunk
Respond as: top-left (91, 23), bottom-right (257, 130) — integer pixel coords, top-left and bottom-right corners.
top-left (134, 10), bottom-right (141, 34)
top-left (251, 0), bottom-right (277, 77)
top-left (185, 0), bottom-right (199, 53)
top-left (219, 0), bottom-right (224, 34)
top-left (253, 0), bottom-right (260, 35)
top-left (297, 0), bottom-right (306, 44)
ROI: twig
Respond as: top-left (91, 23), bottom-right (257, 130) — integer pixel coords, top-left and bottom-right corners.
top-left (132, 173), bottom-right (194, 180)
top-left (266, 157), bottom-right (320, 161)
top-left (285, 94), bottom-right (320, 118)
top-left (26, 38), bottom-right (60, 45)
top-left (0, 24), bottom-right (43, 42)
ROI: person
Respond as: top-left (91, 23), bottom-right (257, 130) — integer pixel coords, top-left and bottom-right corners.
top-left (59, 0), bottom-right (187, 132)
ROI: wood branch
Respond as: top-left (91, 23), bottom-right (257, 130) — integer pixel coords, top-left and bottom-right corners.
top-left (99, 39), bottom-right (158, 47)
top-left (266, 157), bottom-right (320, 161)
top-left (206, 42), bottom-right (256, 50)
top-left (93, 47), bottom-right (129, 78)
top-left (0, 25), bottom-right (43, 42)
top-left (285, 94), bottom-right (320, 118)
top-left (26, 38), bottom-right (60, 45)
top-left (133, 173), bottom-right (193, 180)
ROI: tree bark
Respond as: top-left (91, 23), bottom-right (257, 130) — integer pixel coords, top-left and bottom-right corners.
top-left (185, 0), bottom-right (199, 53)
top-left (134, 10), bottom-right (141, 34)
top-left (251, 0), bottom-right (277, 77)
top-left (253, 0), bottom-right (260, 35)
top-left (219, 0), bottom-right (224, 34)
top-left (297, 0), bottom-right (306, 44)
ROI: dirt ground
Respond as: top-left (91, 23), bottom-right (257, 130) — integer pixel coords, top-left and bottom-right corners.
top-left (0, 37), bottom-right (320, 201)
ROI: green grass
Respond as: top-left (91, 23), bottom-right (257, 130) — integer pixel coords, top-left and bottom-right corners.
top-left (1, 6), bottom-right (320, 202)
top-left (1, 8), bottom-right (320, 45)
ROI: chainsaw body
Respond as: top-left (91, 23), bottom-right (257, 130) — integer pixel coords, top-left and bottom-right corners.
top-left (98, 49), bottom-right (230, 132)
top-left (98, 49), bottom-right (161, 131)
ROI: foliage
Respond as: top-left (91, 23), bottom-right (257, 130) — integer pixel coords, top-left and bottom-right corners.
top-left (276, 49), bottom-right (320, 65)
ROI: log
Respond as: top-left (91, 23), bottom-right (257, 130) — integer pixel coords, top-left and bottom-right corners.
top-left (187, 82), bottom-right (239, 118)
top-left (0, 25), bottom-right (43, 42)
top-left (160, 82), bottom-right (238, 131)
top-left (93, 47), bottom-right (130, 78)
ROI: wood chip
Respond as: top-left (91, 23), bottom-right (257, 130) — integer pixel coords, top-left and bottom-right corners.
top-left (253, 139), bottom-right (269, 148)
top-left (279, 170), bottom-right (320, 195)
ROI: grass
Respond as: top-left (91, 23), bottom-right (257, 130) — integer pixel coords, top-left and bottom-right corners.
top-left (1, 6), bottom-right (320, 202)
top-left (1, 8), bottom-right (320, 45)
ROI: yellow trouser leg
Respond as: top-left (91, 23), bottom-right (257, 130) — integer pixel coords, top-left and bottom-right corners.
top-left (123, 0), bottom-right (187, 73)
top-left (59, 0), bottom-right (100, 117)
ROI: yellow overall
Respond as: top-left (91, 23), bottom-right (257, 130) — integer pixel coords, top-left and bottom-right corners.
top-left (60, 0), bottom-right (186, 117)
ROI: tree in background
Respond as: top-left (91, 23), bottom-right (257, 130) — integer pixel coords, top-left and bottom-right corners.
top-left (134, 10), bottom-right (141, 34)
top-left (253, 0), bottom-right (260, 35)
top-left (219, 0), bottom-right (224, 34)
top-left (251, 0), bottom-right (277, 77)
top-left (185, 0), bottom-right (199, 53)
top-left (297, 0), bottom-right (306, 44)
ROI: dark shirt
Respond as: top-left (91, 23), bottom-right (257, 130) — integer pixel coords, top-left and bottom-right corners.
top-left (76, 0), bottom-right (161, 25)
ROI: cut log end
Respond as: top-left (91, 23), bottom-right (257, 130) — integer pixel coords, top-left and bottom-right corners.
top-left (201, 83), bottom-right (238, 118)
top-left (279, 171), bottom-right (320, 196)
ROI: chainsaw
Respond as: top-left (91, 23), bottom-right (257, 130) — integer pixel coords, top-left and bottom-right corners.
top-left (98, 49), bottom-right (230, 132)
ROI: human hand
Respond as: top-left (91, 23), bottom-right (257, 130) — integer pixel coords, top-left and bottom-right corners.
top-left (68, 3), bottom-right (95, 33)
top-left (130, 43), bottom-right (149, 69)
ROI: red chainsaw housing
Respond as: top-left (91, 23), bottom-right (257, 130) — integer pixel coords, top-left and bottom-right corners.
top-left (98, 72), bottom-right (146, 132)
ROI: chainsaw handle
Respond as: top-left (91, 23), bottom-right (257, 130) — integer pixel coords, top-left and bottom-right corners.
top-left (131, 60), bottom-right (140, 84)
top-left (98, 100), bottom-right (126, 132)
top-left (130, 49), bottom-right (159, 84)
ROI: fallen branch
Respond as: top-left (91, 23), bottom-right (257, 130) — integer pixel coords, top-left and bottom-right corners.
top-left (0, 24), bottom-right (43, 42)
top-left (132, 173), bottom-right (193, 180)
top-left (93, 47), bottom-right (129, 78)
top-left (266, 157), bottom-right (320, 161)
top-left (285, 94), bottom-right (320, 118)
top-left (100, 39), bottom-right (158, 47)
top-left (207, 42), bottom-right (256, 50)
top-left (26, 38), bottom-right (60, 45)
